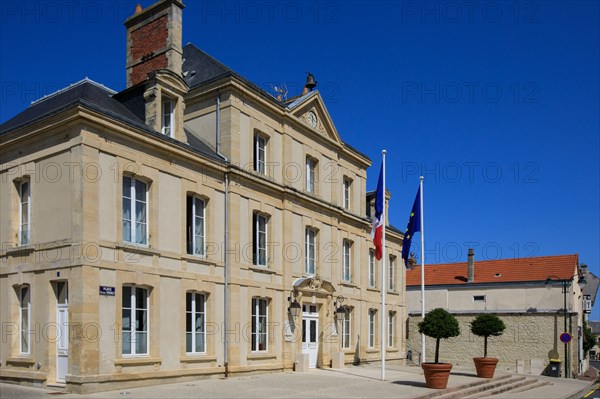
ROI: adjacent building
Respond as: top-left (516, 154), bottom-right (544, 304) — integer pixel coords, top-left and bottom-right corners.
top-left (0, 0), bottom-right (405, 393)
top-left (406, 252), bottom-right (588, 377)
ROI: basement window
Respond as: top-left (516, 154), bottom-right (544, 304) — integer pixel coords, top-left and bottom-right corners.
top-left (473, 295), bottom-right (486, 302)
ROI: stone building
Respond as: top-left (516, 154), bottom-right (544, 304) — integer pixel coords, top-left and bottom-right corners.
top-left (0, 0), bottom-right (405, 393)
top-left (406, 253), bottom-right (586, 377)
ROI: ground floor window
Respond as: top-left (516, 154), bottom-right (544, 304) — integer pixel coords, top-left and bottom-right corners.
top-left (19, 285), bottom-right (30, 354)
top-left (122, 285), bottom-right (149, 355)
top-left (341, 308), bottom-right (351, 349)
top-left (251, 298), bottom-right (267, 351)
top-left (186, 292), bottom-right (206, 353)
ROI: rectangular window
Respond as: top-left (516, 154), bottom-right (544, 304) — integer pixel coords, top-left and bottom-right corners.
top-left (162, 99), bottom-right (173, 136)
top-left (253, 213), bottom-right (268, 266)
top-left (251, 298), bottom-right (268, 352)
top-left (19, 180), bottom-right (30, 245)
top-left (341, 308), bottom-right (351, 349)
top-left (388, 311), bottom-right (395, 348)
top-left (186, 196), bottom-right (205, 256)
top-left (122, 176), bottom-right (148, 245)
top-left (254, 134), bottom-right (267, 175)
top-left (122, 285), bottom-right (149, 355)
top-left (368, 309), bottom-right (376, 348)
top-left (473, 295), bottom-right (486, 302)
top-left (343, 177), bottom-right (351, 209)
top-left (389, 256), bottom-right (395, 291)
top-left (186, 292), bottom-right (206, 353)
top-left (306, 157), bottom-right (316, 193)
top-left (19, 286), bottom-right (30, 355)
top-left (305, 228), bottom-right (316, 275)
top-left (368, 250), bottom-right (376, 288)
top-left (342, 240), bottom-right (352, 282)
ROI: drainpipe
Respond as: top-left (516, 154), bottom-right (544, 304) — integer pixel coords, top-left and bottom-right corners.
top-left (224, 172), bottom-right (229, 377)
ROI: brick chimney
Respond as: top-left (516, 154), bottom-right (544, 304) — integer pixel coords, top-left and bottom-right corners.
top-left (124, 0), bottom-right (185, 88)
top-left (467, 248), bottom-right (475, 283)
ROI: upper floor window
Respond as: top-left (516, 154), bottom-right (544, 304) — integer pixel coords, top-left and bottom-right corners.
top-left (186, 292), bottom-right (206, 354)
top-left (122, 176), bottom-right (148, 245)
top-left (161, 98), bottom-right (174, 137)
top-left (186, 196), bottom-right (205, 256)
top-left (251, 297), bottom-right (268, 352)
top-left (122, 285), bottom-right (149, 355)
top-left (342, 240), bottom-right (352, 282)
top-left (389, 255), bottom-right (396, 291)
top-left (254, 134), bottom-right (267, 175)
top-left (368, 250), bottom-right (376, 288)
top-left (306, 157), bottom-right (317, 193)
top-left (343, 177), bottom-right (351, 210)
top-left (253, 213), bottom-right (268, 266)
top-left (19, 180), bottom-right (30, 245)
top-left (305, 227), bottom-right (317, 275)
top-left (19, 285), bottom-right (30, 354)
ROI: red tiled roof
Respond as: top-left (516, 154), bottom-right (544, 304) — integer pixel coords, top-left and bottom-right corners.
top-left (406, 254), bottom-right (579, 287)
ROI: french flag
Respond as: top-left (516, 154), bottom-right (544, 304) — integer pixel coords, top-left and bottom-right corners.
top-left (371, 165), bottom-right (384, 260)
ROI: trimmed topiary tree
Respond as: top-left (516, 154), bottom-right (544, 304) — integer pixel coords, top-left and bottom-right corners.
top-left (418, 308), bottom-right (460, 364)
top-left (470, 314), bottom-right (506, 358)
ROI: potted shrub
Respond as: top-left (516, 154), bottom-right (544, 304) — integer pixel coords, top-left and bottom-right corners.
top-left (418, 308), bottom-right (460, 389)
top-left (470, 314), bottom-right (506, 378)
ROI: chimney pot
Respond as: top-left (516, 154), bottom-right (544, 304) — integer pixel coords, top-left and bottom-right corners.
top-left (467, 248), bottom-right (475, 283)
top-left (135, 4), bottom-right (143, 14)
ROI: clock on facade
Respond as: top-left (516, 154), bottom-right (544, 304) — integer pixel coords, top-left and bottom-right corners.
top-left (307, 111), bottom-right (317, 128)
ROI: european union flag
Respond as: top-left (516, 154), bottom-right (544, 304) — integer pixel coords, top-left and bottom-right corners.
top-left (401, 186), bottom-right (421, 263)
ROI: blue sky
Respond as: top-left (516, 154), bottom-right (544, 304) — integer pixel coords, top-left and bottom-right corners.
top-left (1, 1), bottom-right (599, 317)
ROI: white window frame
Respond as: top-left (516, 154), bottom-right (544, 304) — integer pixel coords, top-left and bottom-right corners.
top-left (342, 240), bottom-right (352, 282)
top-left (343, 177), bottom-right (351, 209)
top-left (305, 227), bottom-right (316, 275)
top-left (388, 311), bottom-right (395, 348)
top-left (188, 196), bottom-right (206, 256)
top-left (122, 285), bottom-right (149, 356)
top-left (341, 308), bottom-right (351, 349)
top-left (19, 285), bottom-right (30, 355)
top-left (122, 176), bottom-right (148, 245)
top-left (19, 180), bottom-right (30, 246)
top-left (251, 297), bottom-right (268, 352)
top-left (186, 292), bottom-right (206, 354)
top-left (368, 250), bottom-right (376, 288)
top-left (253, 213), bottom-right (268, 267)
top-left (368, 309), bottom-right (376, 348)
top-left (306, 157), bottom-right (316, 193)
top-left (254, 134), bottom-right (267, 175)
top-left (388, 255), bottom-right (395, 291)
top-left (161, 98), bottom-right (174, 137)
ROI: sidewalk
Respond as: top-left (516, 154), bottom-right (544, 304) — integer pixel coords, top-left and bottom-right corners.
top-left (0, 363), bottom-right (594, 398)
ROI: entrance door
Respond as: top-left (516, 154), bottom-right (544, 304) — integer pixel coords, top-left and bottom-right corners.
top-left (55, 281), bottom-right (68, 383)
top-left (301, 304), bottom-right (319, 368)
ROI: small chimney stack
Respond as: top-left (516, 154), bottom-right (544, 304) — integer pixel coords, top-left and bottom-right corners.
top-left (467, 248), bottom-right (475, 283)
top-left (135, 4), bottom-right (143, 14)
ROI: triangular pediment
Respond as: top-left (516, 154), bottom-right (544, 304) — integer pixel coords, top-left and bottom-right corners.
top-left (287, 91), bottom-right (342, 145)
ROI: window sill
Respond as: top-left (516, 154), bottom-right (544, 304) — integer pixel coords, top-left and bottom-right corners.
top-left (249, 266), bottom-right (276, 275)
top-left (366, 348), bottom-right (379, 354)
top-left (247, 352), bottom-right (276, 360)
top-left (5, 245), bottom-right (34, 256)
top-left (387, 290), bottom-right (399, 295)
top-left (366, 287), bottom-right (379, 292)
top-left (340, 282), bottom-right (358, 288)
top-left (6, 356), bottom-right (35, 366)
top-left (180, 354), bottom-right (216, 363)
top-left (386, 348), bottom-right (399, 353)
top-left (114, 357), bottom-right (162, 366)
top-left (182, 254), bottom-right (210, 263)
top-left (116, 242), bottom-right (159, 257)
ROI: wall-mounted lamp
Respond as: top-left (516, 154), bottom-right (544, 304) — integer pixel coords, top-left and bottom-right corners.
top-left (334, 296), bottom-right (346, 322)
top-left (288, 290), bottom-right (301, 318)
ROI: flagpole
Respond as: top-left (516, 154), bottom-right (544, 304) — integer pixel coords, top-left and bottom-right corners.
top-left (381, 150), bottom-right (387, 381)
top-left (420, 176), bottom-right (426, 364)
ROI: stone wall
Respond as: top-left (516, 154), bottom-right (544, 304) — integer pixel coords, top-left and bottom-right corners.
top-left (406, 313), bottom-right (579, 376)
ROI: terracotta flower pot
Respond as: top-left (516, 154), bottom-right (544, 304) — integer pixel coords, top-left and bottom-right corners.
top-left (421, 362), bottom-right (453, 389)
top-left (473, 357), bottom-right (499, 378)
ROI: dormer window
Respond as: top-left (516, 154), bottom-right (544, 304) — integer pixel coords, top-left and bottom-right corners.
top-left (162, 98), bottom-right (174, 137)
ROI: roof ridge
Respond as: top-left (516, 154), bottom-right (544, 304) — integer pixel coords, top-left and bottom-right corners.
top-left (423, 253), bottom-right (579, 267)
top-left (30, 77), bottom-right (116, 106)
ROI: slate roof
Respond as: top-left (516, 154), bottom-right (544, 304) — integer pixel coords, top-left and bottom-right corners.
top-left (589, 321), bottom-right (600, 335)
top-left (0, 79), bottom-right (145, 135)
top-left (406, 254), bottom-right (579, 287)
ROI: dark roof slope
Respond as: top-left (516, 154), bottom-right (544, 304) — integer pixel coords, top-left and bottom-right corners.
top-left (0, 79), bottom-right (144, 134)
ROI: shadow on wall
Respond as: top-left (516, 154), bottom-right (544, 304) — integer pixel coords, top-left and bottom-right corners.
top-left (354, 335), bottom-right (361, 365)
